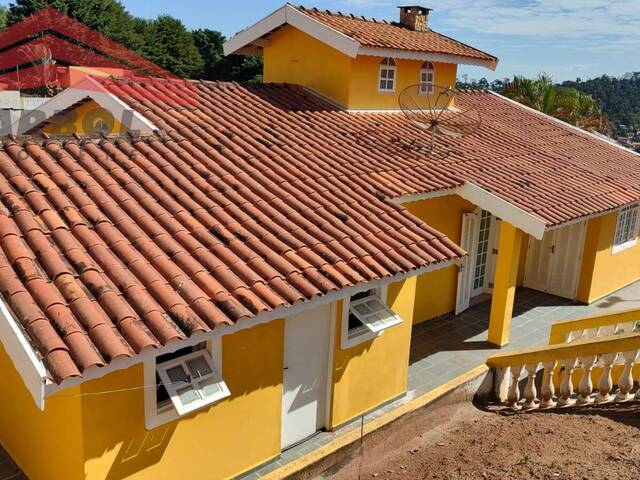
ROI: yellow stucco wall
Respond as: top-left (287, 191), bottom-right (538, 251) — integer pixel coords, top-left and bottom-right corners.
top-left (42, 100), bottom-right (125, 136)
top-left (80, 320), bottom-right (284, 480)
top-left (263, 25), bottom-right (457, 110)
top-left (330, 277), bottom-right (416, 427)
top-left (0, 344), bottom-right (85, 480)
top-left (577, 211), bottom-right (640, 303)
top-left (404, 195), bottom-right (476, 323)
top-left (263, 26), bottom-right (353, 107)
top-left (0, 320), bottom-right (284, 480)
top-left (348, 57), bottom-right (457, 110)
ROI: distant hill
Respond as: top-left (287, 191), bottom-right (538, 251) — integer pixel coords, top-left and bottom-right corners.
top-left (561, 73), bottom-right (640, 132)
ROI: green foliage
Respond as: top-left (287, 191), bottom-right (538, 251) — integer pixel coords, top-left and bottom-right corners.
top-left (8, 0), bottom-right (143, 49)
top-left (562, 73), bottom-right (640, 131)
top-left (142, 16), bottom-right (204, 79)
top-left (4, 0), bottom-right (262, 83)
top-left (502, 74), bottom-right (608, 132)
top-left (192, 29), bottom-right (262, 83)
top-left (0, 5), bottom-right (7, 29)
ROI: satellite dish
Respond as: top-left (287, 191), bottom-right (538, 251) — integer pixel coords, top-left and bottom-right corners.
top-left (398, 84), bottom-right (481, 154)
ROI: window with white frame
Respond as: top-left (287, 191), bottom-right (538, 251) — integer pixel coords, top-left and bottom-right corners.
top-left (341, 288), bottom-right (403, 349)
top-left (419, 61), bottom-right (435, 95)
top-left (378, 58), bottom-right (397, 92)
top-left (612, 203), bottom-right (640, 254)
top-left (155, 343), bottom-right (230, 417)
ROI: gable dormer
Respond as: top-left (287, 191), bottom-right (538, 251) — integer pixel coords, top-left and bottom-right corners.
top-left (224, 4), bottom-right (498, 110)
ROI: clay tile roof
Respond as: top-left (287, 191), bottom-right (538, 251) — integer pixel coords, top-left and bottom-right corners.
top-left (295, 5), bottom-right (497, 64)
top-left (6, 75), bottom-right (640, 384)
top-left (105, 77), bottom-right (639, 228)
top-left (0, 82), bottom-right (464, 384)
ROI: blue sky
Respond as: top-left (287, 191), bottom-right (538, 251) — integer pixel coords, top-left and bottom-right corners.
top-left (3, 0), bottom-right (638, 82)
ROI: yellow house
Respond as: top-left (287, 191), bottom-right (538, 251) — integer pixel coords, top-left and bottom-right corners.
top-left (224, 3), bottom-right (640, 346)
top-left (0, 4), bottom-right (639, 480)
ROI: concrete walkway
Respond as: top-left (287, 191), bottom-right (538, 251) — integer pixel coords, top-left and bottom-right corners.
top-left (240, 282), bottom-right (640, 479)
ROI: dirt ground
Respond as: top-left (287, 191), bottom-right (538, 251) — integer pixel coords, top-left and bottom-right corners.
top-left (317, 401), bottom-right (640, 480)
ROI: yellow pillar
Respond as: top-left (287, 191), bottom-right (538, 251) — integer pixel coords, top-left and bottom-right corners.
top-left (488, 222), bottom-right (523, 346)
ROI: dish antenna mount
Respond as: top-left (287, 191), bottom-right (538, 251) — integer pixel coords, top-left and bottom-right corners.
top-left (398, 84), bottom-right (481, 155)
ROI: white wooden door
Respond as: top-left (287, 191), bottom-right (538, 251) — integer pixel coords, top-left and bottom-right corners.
top-left (547, 221), bottom-right (586, 298)
top-left (281, 304), bottom-right (331, 449)
top-left (524, 231), bottom-right (555, 292)
top-left (456, 211), bottom-right (480, 315)
top-left (524, 221), bottom-right (586, 299)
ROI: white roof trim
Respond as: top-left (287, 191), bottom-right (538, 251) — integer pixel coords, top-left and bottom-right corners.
top-left (457, 182), bottom-right (546, 239)
top-left (392, 187), bottom-right (459, 205)
top-left (223, 4), bottom-right (360, 58)
top-left (357, 46), bottom-right (498, 70)
top-left (0, 296), bottom-right (47, 410)
top-left (393, 183), bottom-right (547, 239)
top-left (11, 76), bottom-right (157, 136)
top-left (44, 257), bottom-right (458, 398)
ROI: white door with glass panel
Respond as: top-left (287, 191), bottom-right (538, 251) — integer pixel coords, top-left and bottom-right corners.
top-left (281, 304), bottom-right (331, 449)
top-left (456, 210), bottom-right (500, 315)
top-left (524, 221), bottom-right (586, 299)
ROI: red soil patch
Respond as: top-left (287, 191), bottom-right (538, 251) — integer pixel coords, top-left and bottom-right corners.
top-left (319, 402), bottom-right (640, 480)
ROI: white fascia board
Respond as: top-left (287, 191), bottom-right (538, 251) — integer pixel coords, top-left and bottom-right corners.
top-left (457, 182), bottom-right (547, 240)
top-left (44, 257), bottom-right (457, 398)
top-left (223, 4), bottom-right (360, 58)
top-left (392, 187), bottom-right (460, 205)
top-left (223, 5), bottom-right (288, 56)
top-left (12, 76), bottom-right (157, 135)
top-left (358, 46), bottom-right (498, 71)
top-left (0, 297), bottom-right (47, 410)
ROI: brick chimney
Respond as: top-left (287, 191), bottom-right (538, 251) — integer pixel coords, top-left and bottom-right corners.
top-left (398, 5), bottom-right (432, 31)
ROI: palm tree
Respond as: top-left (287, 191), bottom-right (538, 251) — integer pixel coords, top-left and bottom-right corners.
top-left (501, 74), bottom-right (609, 133)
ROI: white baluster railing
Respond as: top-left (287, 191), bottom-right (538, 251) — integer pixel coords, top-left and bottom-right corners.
top-left (483, 331), bottom-right (640, 411)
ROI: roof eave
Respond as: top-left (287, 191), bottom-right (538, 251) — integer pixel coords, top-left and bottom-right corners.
top-left (357, 46), bottom-right (498, 70)
top-left (223, 4), bottom-right (361, 58)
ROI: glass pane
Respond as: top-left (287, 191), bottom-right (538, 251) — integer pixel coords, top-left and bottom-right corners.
top-left (166, 365), bottom-right (189, 384)
top-left (177, 386), bottom-right (199, 405)
top-left (199, 377), bottom-right (223, 397)
top-left (387, 70), bottom-right (395, 79)
top-left (187, 356), bottom-right (212, 378)
top-left (353, 302), bottom-right (372, 316)
top-left (381, 70), bottom-right (388, 79)
top-left (379, 80), bottom-right (386, 90)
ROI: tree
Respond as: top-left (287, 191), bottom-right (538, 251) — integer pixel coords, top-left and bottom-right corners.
top-left (192, 28), bottom-right (262, 83)
top-left (5, 0), bottom-right (261, 83)
top-left (0, 5), bottom-right (7, 29)
top-left (142, 16), bottom-right (203, 79)
top-left (7, 0), bottom-right (143, 49)
top-left (502, 74), bottom-right (608, 133)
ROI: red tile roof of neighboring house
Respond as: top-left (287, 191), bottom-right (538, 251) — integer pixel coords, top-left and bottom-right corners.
top-left (0, 85), bottom-right (464, 384)
top-left (295, 5), bottom-right (497, 64)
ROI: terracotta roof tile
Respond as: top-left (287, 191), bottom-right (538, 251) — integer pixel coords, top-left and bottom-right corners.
top-left (0, 82), bottom-right (462, 383)
top-left (295, 7), bottom-right (497, 63)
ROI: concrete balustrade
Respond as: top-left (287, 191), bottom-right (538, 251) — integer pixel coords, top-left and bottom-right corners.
top-left (482, 332), bottom-right (640, 411)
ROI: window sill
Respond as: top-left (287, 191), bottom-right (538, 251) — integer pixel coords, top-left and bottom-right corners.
top-left (612, 239), bottom-right (638, 255)
top-left (340, 327), bottom-right (381, 350)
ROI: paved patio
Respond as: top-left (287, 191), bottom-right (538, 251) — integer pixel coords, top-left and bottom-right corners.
top-left (240, 282), bottom-right (640, 479)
